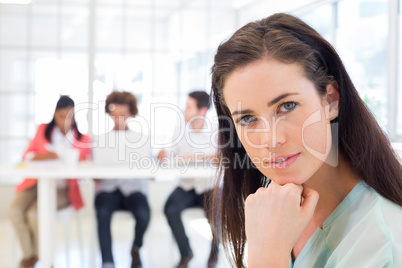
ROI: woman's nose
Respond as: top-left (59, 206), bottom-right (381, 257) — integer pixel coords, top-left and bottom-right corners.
top-left (259, 116), bottom-right (286, 148)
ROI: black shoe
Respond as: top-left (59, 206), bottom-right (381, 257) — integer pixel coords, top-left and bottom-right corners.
top-left (131, 247), bottom-right (142, 268)
top-left (176, 253), bottom-right (194, 268)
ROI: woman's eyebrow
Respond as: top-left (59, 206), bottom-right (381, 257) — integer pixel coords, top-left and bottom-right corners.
top-left (231, 92), bottom-right (299, 116)
top-left (231, 109), bottom-right (253, 116)
top-left (268, 92), bottom-right (299, 107)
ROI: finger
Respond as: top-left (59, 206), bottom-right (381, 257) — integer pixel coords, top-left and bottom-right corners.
top-left (300, 184), bottom-right (319, 216)
top-left (266, 180), bottom-right (280, 190)
top-left (280, 183), bottom-right (303, 198)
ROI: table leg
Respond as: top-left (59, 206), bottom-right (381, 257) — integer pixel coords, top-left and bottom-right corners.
top-left (38, 178), bottom-right (56, 268)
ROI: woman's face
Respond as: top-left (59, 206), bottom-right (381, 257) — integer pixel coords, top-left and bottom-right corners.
top-left (108, 104), bottom-right (131, 130)
top-left (54, 107), bottom-right (74, 134)
top-left (223, 59), bottom-right (339, 185)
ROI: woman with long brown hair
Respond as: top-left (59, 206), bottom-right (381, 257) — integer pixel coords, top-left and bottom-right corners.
top-left (210, 13), bottom-right (402, 267)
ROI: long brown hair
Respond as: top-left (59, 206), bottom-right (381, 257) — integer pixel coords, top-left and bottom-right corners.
top-left (210, 13), bottom-right (402, 267)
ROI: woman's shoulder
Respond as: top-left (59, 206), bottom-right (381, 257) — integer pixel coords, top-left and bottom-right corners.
top-left (364, 193), bottom-right (402, 265)
top-left (328, 182), bottom-right (402, 246)
top-left (30, 123), bottom-right (49, 141)
top-left (35, 123), bottom-right (48, 134)
top-left (375, 190), bottom-right (402, 237)
top-left (364, 184), bottom-right (402, 220)
top-left (324, 186), bottom-right (402, 266)
top-left (353, 185), bottom-right (402, 264)
top-left (358, 183), bottom-right (402, 227)
top-left (79, 133), bottom-right (92, 142)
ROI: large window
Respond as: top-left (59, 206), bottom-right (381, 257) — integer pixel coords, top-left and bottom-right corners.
top-left (299, 4), bottom-right (333, 42)
top-left (0, 0), bottom-right (401, 166)
top-left (299, 1), bottom-right (390, 130)
top-left (35, 56), bottom-right (89, 132)
top-left (337, 0), bottom-right (389, 129)
top-left (0, 1), bottom-right (237, 164)
top-left (92, 53), bottom-right (152, 134)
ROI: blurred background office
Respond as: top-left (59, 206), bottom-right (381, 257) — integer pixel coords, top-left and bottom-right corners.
top-left (0, 0), bottom-right (401, 267)
top-left (1, 0), bottom-right (401, 164)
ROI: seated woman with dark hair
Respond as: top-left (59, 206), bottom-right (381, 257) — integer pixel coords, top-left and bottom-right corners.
top-left (8, 95), bottom-right (91, 268)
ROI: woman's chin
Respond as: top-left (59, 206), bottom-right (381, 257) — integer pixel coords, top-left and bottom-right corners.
top-left (265, 174), bottom-right (307, 186)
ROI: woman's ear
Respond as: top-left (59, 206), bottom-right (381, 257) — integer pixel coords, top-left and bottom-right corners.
top-left (325, 81), bottom-right (339, 120)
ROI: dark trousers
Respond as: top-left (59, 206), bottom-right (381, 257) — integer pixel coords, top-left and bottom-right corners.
top-left (164, 187), bottom-right (220, 259)
top-left (95, 189), bottom-right (151, 264)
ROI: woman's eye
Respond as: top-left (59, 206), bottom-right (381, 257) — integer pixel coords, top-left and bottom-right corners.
top-left (278, 102), bottom-right (297, 113)
top-left (237, 115), bottom-right (257, 126)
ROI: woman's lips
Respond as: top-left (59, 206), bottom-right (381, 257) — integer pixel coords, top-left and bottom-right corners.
top-left (264, 153), bottom-right (301, 169)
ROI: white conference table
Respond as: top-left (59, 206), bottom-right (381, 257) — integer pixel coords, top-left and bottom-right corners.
top-left (0, 160), bottom-right (219, 268)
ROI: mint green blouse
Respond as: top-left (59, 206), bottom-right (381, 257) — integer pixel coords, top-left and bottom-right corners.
top-left (289, 181), bottom-right (402, 267)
